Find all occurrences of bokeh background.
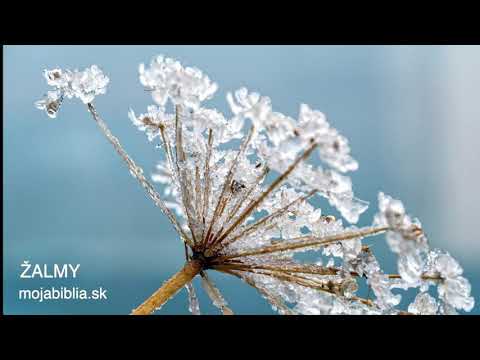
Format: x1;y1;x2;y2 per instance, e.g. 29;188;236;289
4;45;480;315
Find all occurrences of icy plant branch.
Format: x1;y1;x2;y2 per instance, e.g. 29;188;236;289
36;56;475;315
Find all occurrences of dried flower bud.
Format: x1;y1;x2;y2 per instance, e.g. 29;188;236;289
35;90;63;119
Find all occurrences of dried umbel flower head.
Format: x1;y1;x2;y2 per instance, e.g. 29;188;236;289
36;56;474;315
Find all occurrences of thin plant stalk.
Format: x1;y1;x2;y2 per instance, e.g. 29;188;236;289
131;259;203;315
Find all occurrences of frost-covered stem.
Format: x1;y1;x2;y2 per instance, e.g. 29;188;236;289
201;129;214;241
174;104;199;244
217;262;441;283
86;103;192;246
213;262;339;275
223;166;270;226
214;188;317;253
206;142;318;256
200;270;234;315
185;281;201;315
211;166;271;250
159;126;177;181
219;268;296;315
219;265;412;314
174;104;186;163
219;226;389;260
131;259;203;315
203;126;255;248
386;274;442;281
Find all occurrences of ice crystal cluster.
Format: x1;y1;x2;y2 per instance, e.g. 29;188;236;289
36;55;474;315
35;66;109;117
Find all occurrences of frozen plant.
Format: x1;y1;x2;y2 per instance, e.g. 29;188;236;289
36;56;475;315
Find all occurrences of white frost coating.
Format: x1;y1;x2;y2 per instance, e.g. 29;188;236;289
35;90;63;118
408;292;438;315
200;272;233;315
70;65;109;104
185;282;201;315
36;65;109;117
373;193;474;312
426;249;474;312
298;104;358;173
36;55;475;315
139;55;218;110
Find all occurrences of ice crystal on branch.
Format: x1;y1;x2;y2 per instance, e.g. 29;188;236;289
70;65;109;104
36;55;475;315
35;65;109;117
408;292;438;315
35;90;63;118
139;55;218;110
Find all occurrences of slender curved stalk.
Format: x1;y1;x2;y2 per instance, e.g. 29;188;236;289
86;103;191;246
218;226;389;261
131;259;203;315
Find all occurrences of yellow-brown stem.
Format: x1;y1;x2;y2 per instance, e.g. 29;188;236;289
131;259;203;315
219;226;389;261
205;142;318;256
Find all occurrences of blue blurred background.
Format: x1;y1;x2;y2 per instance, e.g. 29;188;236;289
4;45;480;314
